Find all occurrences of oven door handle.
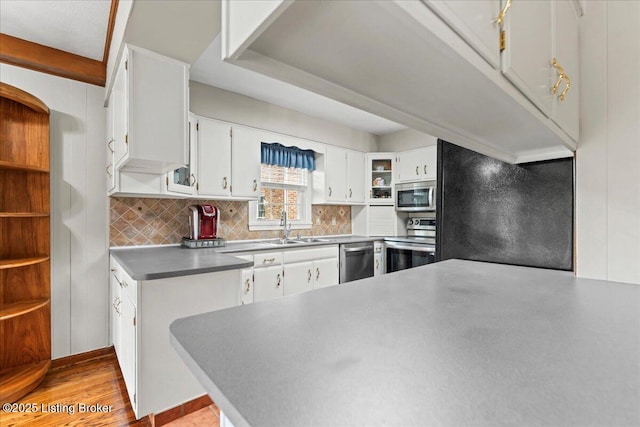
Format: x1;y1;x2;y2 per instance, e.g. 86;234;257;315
342;246;373;253
385;243;435;253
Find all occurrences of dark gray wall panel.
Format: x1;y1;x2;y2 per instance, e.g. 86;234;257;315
436;141;574;271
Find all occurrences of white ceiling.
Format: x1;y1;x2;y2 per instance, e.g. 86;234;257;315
0;0;111;61
190;35;406;136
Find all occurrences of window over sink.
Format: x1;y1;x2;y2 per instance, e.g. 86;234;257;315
248;164;312;230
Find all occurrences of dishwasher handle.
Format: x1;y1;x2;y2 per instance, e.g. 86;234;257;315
342;246;373;253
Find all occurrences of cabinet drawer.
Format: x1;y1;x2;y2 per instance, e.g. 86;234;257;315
119;268;138;305
253;251;282;267
283;246;338;263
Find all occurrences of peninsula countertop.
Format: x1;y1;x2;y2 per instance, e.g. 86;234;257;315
110;235;379;280
170;259;640;427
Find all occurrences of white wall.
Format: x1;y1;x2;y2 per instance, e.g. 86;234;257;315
576;1;640;284
1;64;109;358
190;81;378;152
378;128;437;152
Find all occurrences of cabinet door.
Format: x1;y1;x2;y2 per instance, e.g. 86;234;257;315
112;57;128;167
426;0;501;69
197;118;232;197
420;145;437;181
231;126;262;198
110;265;122;358
167;114;197;195
313;258;339;289
325;146;347;202
374;253;383;277
253;265;284;301
347;150;365;204
283;261;314;296
106;91;116;193
501;0;553;117
397;150;421;183
551;0;579;141
240;268;254;305
120;296;137;411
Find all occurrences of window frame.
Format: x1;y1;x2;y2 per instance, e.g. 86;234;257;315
248;166;313;231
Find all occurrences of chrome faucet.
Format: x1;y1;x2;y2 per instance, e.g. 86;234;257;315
280;210;292;241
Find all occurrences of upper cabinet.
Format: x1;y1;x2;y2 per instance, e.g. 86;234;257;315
231;126;262;198
314;146;365;205
110;45;189;174
397;146;437;183
196;117;233;198
221;0;580;163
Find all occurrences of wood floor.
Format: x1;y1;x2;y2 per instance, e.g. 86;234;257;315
0;347;222;427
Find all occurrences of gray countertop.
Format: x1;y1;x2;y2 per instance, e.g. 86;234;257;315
170;259;640;427
110;246;254;280
110;235;379;280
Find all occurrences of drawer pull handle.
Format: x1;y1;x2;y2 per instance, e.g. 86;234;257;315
376;259;380;269
253;179;258;191
308;269;312;283
223;177;228;189
276;273;281;287
106;164;113;177
263;258;275;264
328;186;332;196
424;165;427;175
316;267;320;280
107;139;114;153
415;166;419;175
190;174;197;187
492;0;512;26
113;297;121;315
245;278;251;292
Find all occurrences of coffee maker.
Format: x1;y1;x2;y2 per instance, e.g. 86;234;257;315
188;204;220;240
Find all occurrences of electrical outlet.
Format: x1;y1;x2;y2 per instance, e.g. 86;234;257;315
331;217;336;225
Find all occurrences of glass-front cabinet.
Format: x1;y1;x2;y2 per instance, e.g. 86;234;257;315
366;153;395;205
167;113;197;195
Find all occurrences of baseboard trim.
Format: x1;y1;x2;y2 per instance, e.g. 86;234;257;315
50;346;115;369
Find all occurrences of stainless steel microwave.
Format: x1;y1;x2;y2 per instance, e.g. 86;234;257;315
395;181;436;212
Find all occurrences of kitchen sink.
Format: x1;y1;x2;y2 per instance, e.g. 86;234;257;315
267;239;304;245
298;238;332;243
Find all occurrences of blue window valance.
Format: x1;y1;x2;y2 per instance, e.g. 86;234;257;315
261;142;316;171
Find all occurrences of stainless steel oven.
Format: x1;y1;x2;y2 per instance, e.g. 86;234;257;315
384;240;436;273
395;181;436;212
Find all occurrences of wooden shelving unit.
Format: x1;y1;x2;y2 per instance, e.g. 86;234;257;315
0;82;51;404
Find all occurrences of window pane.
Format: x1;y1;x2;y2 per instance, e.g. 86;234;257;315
261;164;307;186
257;187;302;221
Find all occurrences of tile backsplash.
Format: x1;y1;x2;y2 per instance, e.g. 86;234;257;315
109;197;352;247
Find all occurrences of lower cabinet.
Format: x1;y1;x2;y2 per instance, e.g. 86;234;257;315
374;241;384;276
253;264;284;302
110;256;241;419
283;261;314;296
313;257;339;288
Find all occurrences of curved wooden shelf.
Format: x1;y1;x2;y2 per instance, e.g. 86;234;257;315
0;212;49;218
0;160;50;173
0;82;49;114
0;360;51;404
0;299;49;321
0;257;50;270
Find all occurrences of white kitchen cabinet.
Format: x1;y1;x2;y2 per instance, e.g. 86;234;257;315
231;126;262;198
113;44;189;174
374;241;384;277
347;150;365;204
253;265;284;301
110;257;122;359
367;153;395;205
283;261;314;296
112;57;128;168
501;0;554;119
109;257;241;419
315;146;365;205
425;0;501;69
325;145;348;203
551;0;579;141
106;90;116;194
166;113;197;196
197;117;232;198
120;295;137;411
397;146;437;183
313;257;339;289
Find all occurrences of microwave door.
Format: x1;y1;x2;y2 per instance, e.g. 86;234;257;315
397;188;430;211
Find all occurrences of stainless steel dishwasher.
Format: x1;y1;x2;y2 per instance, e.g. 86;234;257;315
339;242;374;283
